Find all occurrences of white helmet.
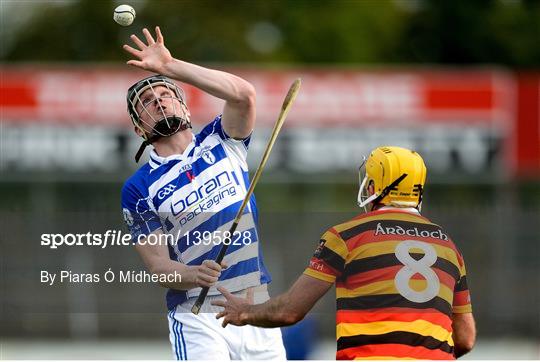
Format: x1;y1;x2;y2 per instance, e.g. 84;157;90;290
126;75;191;162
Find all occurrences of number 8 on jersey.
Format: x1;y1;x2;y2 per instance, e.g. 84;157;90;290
394;240;440;303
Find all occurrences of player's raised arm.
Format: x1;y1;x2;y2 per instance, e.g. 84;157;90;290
135;230;226;290
212;274;332;328
123;26;255;139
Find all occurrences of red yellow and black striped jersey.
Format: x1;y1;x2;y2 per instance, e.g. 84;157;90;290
304;208;472;360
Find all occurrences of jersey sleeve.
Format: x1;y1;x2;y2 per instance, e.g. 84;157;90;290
303;228;348;283
121;180;162;242
452;250;473;314
196;115;251;167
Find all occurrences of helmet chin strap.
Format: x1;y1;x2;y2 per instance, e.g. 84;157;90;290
134;115;191;162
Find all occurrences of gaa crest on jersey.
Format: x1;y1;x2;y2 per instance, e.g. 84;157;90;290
157;184;177;200
123;208;134;226
313;239;326;258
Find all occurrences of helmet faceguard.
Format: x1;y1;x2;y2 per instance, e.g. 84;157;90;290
357;156;376;212
126;75;192;162
357;146;426;211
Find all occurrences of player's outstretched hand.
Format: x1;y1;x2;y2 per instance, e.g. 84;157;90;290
123;26;173;74
193;260;228;288
212;286;254;328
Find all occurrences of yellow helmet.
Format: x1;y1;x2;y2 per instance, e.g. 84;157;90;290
357;146;427;210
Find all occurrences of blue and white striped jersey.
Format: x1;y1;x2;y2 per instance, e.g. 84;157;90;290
121;115;271;310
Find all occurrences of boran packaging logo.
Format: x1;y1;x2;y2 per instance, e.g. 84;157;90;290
170;170;238;218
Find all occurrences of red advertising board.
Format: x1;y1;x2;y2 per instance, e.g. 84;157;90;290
0;67;512;125
0;66;538;176
515;73;540;176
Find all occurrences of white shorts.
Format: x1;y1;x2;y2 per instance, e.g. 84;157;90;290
167;286;287;360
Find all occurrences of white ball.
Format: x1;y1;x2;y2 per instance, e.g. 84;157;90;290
113;4;136;26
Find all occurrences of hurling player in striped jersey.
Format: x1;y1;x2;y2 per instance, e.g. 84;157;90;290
121;27;285;360
214;146;476;360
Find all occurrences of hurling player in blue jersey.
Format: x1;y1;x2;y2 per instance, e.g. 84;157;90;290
120;27;286;360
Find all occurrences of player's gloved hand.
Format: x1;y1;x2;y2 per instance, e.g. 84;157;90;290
212;286;254;328
193;260;228;288
123;26;173;75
